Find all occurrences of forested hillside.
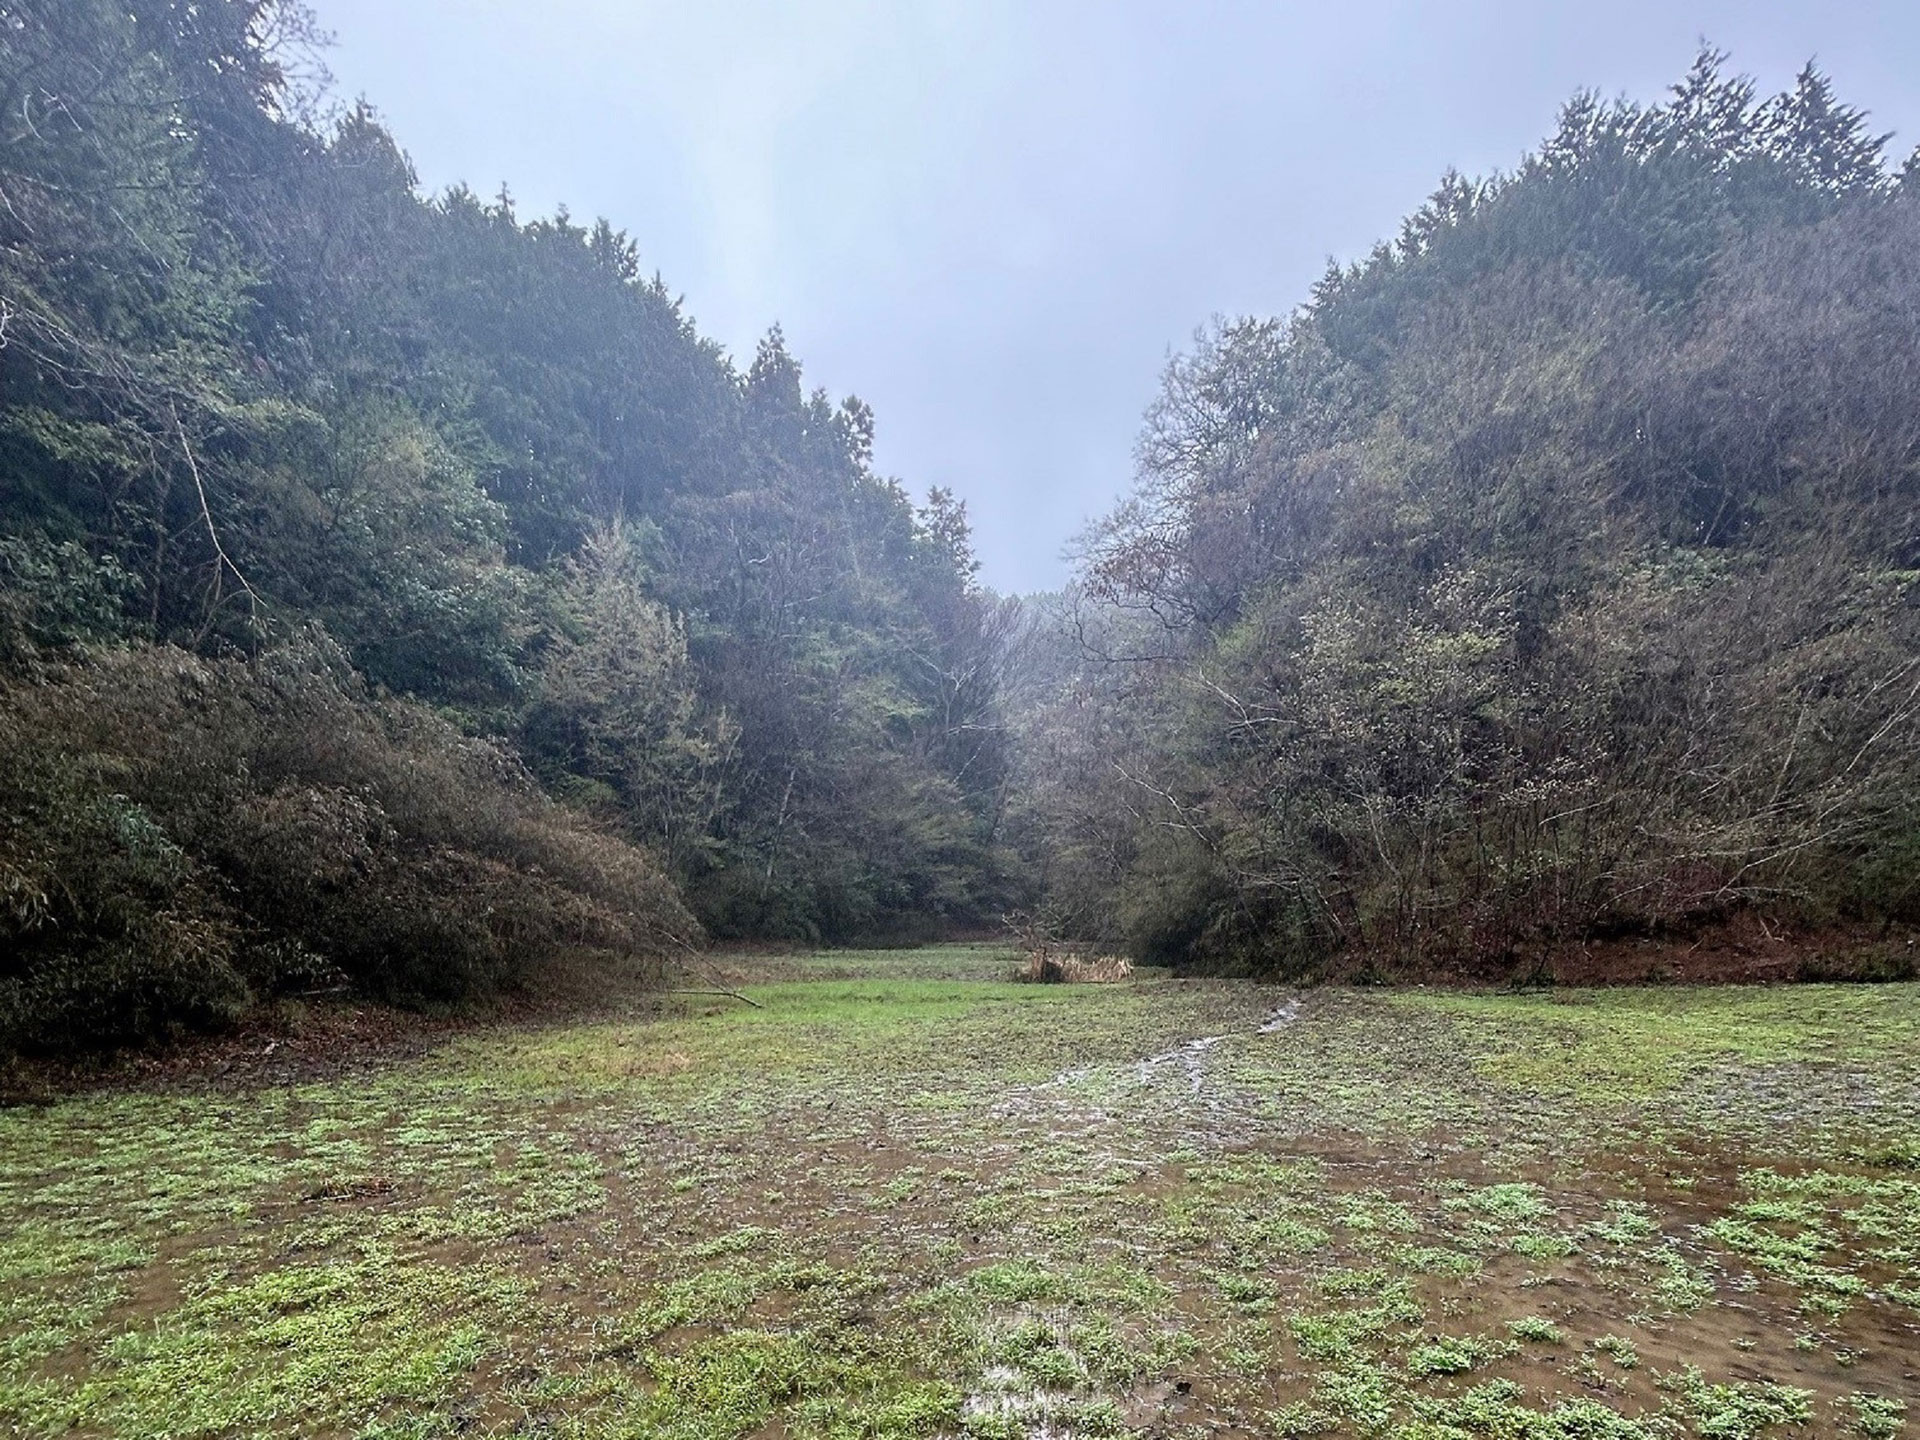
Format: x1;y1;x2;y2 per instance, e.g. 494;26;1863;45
0;0;1015;1049
1016;52;1920;977
5;5;1918;1054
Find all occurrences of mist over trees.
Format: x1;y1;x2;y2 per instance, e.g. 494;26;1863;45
3;5;1917;1052
1012;51;1920;976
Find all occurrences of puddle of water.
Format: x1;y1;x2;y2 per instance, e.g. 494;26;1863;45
1133;996;1300;1090
996;996;1310;1151
963;1366;1087;1440
1134;1034;1228;1093
1259;999;1302;1033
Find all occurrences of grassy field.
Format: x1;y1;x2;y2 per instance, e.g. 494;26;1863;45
3;946;1917;1439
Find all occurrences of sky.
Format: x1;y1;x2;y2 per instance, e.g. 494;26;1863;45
309;1;1920;594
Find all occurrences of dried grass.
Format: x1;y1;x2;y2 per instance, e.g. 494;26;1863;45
1017;950;1134;984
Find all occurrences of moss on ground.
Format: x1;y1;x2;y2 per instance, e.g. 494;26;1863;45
2;952;1916;1437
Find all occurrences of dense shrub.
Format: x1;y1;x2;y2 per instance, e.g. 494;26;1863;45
0;637;694;1050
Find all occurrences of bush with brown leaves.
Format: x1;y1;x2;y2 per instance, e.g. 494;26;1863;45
0;636;696;1051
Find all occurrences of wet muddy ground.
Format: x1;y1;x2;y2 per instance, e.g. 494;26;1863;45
2;946;1917;1438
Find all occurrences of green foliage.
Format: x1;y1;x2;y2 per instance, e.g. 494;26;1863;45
43;1257;524;1438
1507;1316;1563;1344
1406;1333;1509;1377
1845;1395;1908;1440
1658;1367;1814;1440
523;522;731;870
0;532;141;659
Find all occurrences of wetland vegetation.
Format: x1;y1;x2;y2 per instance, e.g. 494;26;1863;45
4;947;1918;1437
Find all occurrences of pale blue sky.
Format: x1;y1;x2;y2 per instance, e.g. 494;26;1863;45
312;1;1920;593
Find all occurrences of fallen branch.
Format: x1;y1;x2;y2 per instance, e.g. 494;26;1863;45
665;987;764;1008
641;921;767;1009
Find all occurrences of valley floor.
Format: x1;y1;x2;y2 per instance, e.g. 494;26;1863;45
3;948;1917;1438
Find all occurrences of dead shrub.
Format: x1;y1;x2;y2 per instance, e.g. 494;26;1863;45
1015;946;1133;984
1061;954;1134;983
1018;950;1066;984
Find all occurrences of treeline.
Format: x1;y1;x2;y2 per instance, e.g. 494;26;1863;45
0;0;1015;1049
1014;52;1920;977
7;10;1916;1049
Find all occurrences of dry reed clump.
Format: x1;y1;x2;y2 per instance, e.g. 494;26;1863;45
1018;950;1134;984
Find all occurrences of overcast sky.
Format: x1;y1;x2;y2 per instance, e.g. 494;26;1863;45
310;1;1920;593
